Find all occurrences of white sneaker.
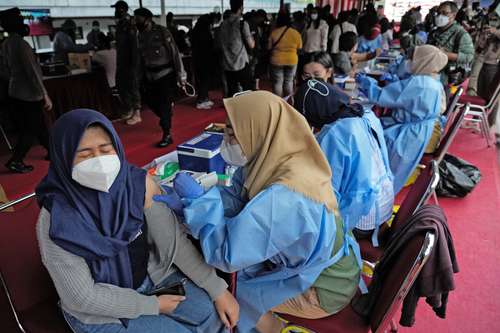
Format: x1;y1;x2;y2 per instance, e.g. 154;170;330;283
196;101;212;110
206;100;214;107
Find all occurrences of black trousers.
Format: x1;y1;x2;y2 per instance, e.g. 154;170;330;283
143;73;177;134
9;98;49;162
194;61;211;103
225;65;254;97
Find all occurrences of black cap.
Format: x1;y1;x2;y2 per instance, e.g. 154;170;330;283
134;7;153;19
0;7;22;28
111;1;128;10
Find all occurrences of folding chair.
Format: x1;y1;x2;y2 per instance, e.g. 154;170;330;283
458;81;500;147
0;194;71;333
442;86;464;129
358;160;440;263
432;103;469;165
276;231;436;333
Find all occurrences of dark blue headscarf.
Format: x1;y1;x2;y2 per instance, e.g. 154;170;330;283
294;79;364;129
36;109;146;291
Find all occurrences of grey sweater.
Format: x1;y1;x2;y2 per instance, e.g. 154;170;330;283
37;201;228;325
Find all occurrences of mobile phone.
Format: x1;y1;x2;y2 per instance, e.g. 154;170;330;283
146;279;186;297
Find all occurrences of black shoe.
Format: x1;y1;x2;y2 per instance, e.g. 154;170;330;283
157;134;173;148
5;160;34;173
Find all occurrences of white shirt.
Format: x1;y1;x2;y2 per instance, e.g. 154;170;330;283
303;20;329;53
329;22;358;54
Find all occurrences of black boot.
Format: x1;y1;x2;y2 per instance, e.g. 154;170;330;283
157;132;173;148
5;160;34;173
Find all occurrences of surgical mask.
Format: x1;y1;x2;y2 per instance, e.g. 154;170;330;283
435;14;450;28
311;13;318;20
92;26;99;31
72;154;121;192
220;140;248;167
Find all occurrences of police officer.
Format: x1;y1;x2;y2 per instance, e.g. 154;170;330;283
112;0;142;125
134;7;186;147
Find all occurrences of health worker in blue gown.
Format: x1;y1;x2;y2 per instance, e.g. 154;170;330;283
356;45;448;194
294;79;394;246
154;91;361;333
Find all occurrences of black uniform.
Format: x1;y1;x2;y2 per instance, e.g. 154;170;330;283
115;15;141;114
138;23;186;141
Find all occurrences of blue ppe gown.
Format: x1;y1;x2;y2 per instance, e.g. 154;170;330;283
362;75;444;193
180;169;361;333
357;35;383;53
316;109;394;243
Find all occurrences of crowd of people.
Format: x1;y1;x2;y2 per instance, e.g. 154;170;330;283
0;0;495;332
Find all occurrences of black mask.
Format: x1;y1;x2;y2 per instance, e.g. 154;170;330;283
136;21;146;32
20;24;30;37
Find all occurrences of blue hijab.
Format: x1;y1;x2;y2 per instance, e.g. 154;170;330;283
36;109;146;290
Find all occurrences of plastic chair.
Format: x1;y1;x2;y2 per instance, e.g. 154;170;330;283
359;160;440;263
458;81;500;147
0;194;71;333
276;231;436;333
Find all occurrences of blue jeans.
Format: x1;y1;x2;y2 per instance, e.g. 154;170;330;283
62;271;227;333
270;64;297;97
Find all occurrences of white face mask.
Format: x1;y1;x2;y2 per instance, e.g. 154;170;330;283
72;154;121;192
311;13;318;20
220;140;248;167
435;14;450;28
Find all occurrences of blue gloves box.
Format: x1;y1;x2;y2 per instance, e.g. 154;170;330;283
177;132;226;174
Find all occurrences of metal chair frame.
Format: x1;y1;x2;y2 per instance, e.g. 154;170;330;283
374;232;436;333
459;83;500;147
0;193;37;333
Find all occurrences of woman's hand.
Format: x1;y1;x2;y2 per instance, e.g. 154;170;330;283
214;290;240;329
43;94;53;111
157;294;186;314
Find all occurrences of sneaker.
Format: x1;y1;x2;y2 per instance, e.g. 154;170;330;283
206;100;215;107
196;101;212;110
126;110;142;125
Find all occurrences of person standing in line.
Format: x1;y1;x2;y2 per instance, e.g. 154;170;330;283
302;7;329;54
135;8;186;148
217;0;255;97
269;12;302;97
86;20;106;50
329;11;357;54
191;14;216;109
112;0;142;125
0;7;52;173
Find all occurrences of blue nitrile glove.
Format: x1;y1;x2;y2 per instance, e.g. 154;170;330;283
380;72;399;83
173;172;204;199
153;186;185;216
